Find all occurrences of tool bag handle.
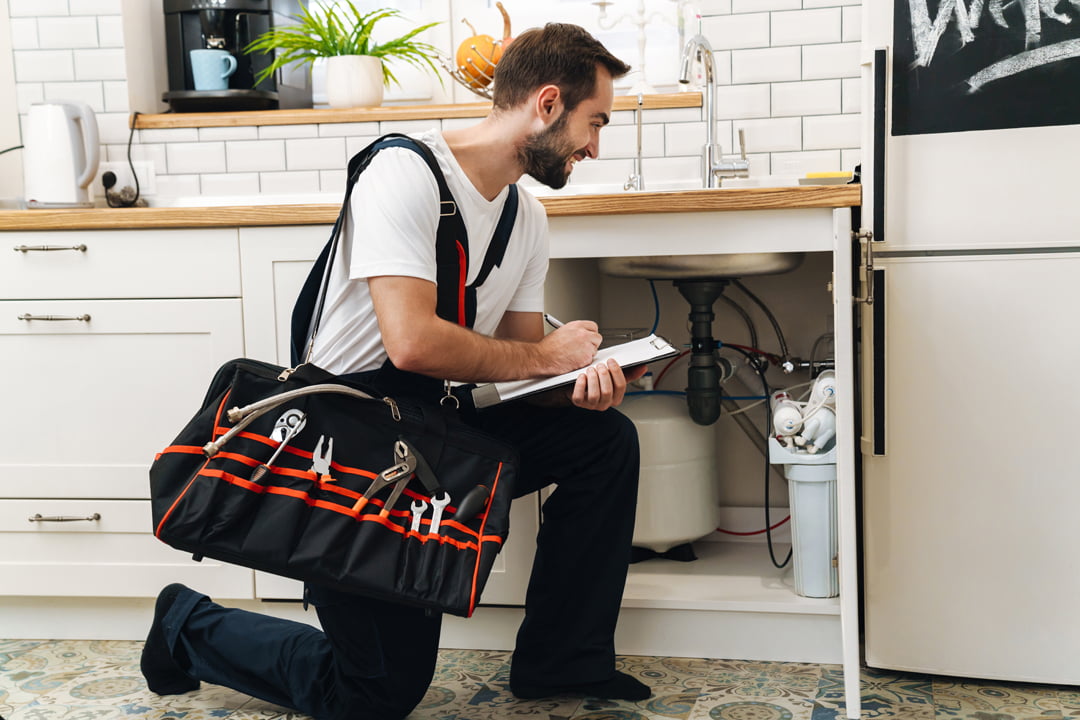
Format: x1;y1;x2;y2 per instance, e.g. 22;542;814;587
290;134;519;366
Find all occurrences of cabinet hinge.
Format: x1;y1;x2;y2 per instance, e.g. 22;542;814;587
852;228;876;305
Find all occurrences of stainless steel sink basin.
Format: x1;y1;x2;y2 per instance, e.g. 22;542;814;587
599;252;804;279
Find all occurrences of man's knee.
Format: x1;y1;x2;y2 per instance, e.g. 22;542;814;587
597;407;640;456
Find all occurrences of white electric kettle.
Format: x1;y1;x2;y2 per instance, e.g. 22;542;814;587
23;101;100;208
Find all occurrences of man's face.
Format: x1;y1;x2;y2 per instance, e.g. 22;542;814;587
519;66;615;189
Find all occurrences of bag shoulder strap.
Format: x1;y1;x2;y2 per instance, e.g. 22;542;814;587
290;134;518;366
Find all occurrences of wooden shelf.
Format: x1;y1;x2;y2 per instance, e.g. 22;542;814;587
623;541;840;615
131;92;702;129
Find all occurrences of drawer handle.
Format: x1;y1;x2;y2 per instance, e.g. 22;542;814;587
13;244;87;253
18;314;92;322
28;513;102;523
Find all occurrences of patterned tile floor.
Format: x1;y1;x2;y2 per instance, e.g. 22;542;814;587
2;639;1078;720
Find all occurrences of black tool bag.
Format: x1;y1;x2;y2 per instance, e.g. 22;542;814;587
149;135;520;617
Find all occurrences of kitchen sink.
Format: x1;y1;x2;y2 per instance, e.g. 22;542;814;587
599;252;804;279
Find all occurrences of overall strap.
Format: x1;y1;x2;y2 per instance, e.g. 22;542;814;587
462;184;517;329
290;133;518;366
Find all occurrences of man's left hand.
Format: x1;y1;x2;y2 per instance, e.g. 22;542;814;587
571;358;648;411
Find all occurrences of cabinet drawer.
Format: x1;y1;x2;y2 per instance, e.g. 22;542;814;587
0;298;243;498
3;229;240;299
0;499;253;598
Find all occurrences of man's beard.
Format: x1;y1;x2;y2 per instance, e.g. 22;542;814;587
518;112;576;190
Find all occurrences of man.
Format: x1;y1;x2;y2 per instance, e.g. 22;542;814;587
141;23;650;720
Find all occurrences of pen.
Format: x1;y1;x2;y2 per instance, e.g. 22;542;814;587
543;313;564;329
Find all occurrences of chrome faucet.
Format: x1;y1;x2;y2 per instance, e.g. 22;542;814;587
678;34;750;188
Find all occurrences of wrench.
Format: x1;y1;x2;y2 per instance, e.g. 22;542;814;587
428;492;451;536
251;410;307;483
409;499;428;533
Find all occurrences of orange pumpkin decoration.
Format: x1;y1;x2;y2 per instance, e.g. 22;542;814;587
497;2;513;48
456;18;501;88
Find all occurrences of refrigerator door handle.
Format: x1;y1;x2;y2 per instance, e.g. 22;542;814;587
872;47;887;245
870;265;886;455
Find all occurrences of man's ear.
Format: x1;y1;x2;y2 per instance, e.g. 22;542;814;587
535;84;563;124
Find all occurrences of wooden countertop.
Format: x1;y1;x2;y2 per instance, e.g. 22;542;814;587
0;185;861;231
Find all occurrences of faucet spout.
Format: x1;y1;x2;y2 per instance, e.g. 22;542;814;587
679;34;749;188
679;34;719;188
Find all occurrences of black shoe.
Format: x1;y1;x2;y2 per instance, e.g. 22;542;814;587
141;583;200;695
510;671;652;701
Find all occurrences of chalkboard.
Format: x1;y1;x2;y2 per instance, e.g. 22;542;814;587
892;0;1080;135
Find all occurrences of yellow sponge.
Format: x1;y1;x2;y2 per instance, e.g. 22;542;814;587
805;171;852;178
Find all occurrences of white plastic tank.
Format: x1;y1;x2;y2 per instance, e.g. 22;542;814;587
620;393;720;553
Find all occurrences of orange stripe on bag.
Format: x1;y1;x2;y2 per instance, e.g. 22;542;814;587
155;390;232;538
193;467;500;550
467;461;504;614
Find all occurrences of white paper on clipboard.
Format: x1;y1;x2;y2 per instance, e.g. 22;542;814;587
470;333;679;409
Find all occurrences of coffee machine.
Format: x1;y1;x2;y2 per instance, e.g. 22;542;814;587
163;0;312;112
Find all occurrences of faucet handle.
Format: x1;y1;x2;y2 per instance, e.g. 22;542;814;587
737;128;747;160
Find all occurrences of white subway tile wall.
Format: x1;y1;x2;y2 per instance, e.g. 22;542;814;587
6;1;136;199
5;1;861;201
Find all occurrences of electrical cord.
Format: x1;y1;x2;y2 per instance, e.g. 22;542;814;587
0;145;23;156
105;111;142;208
722;343;791;569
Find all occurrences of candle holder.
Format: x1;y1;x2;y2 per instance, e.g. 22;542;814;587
593;0;666;95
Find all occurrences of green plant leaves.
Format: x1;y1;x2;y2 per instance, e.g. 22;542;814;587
243;1;442;88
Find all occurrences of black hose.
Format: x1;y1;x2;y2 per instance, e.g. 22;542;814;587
733;279;788;361
722;343;791;569
717;293;758;350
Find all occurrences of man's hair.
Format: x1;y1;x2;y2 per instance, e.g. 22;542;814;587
491;23;631;114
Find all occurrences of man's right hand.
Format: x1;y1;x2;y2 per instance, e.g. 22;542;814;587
537;320;603;374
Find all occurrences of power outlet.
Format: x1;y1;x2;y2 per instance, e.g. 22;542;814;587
97;161;156;199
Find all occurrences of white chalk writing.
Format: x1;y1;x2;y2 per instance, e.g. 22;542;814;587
908;0;1080;90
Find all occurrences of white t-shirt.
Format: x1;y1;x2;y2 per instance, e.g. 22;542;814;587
307;130;549;376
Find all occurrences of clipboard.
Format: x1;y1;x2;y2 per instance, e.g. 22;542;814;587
470;333;679;409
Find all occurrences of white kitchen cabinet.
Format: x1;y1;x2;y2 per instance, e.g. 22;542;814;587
0;499;252;598
238;226;540;605
0;298;244;499
0;229;251;598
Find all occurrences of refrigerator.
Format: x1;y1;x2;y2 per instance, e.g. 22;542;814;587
859;0;1080;683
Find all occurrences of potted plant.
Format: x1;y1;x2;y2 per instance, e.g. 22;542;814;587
245;1;440;108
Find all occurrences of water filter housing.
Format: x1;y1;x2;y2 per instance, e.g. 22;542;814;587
620;393;720;553
768;437;839;598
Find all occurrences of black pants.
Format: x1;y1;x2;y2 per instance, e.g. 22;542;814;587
162;400;640;720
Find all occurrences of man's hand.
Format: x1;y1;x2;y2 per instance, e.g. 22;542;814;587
537;320;603;374
571;358;648;411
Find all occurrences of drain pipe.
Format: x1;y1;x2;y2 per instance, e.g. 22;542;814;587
675;279;729;425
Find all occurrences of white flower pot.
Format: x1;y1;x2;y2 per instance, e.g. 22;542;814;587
325;55;384;108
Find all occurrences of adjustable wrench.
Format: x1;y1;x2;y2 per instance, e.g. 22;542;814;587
351;440;416;516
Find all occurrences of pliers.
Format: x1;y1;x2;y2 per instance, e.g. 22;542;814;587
351;440;417;517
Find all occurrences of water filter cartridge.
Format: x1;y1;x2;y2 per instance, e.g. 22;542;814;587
771;391;803;437
809;370;837;408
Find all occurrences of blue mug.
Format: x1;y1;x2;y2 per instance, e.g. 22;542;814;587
190;49;238;91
